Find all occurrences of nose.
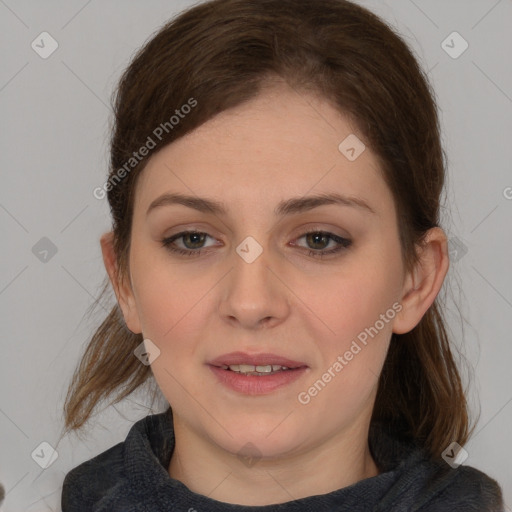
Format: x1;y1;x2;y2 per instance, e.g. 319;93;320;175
218;244;291;330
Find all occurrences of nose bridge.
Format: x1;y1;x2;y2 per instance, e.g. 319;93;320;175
219;239;289;328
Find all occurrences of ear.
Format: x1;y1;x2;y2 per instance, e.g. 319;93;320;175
100;232;142;334
392;227;449;335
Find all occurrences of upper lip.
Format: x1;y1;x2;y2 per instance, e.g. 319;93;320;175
208;351;308;368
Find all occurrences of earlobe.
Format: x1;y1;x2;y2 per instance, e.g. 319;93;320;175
100;232;142;334
392;227;449;335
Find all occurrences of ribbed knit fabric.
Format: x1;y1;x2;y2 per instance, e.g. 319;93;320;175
62;407;504;511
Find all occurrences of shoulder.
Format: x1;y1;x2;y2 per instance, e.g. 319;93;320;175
61;441;130;510
61;411;172;511
370;422;504;511
416;461;504;511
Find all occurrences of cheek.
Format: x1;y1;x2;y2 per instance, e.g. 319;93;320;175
308;277;396;386
131;265;211;408
303;256;402;348
129;239;211;338
296;247;402;403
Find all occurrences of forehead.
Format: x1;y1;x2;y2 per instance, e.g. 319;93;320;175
134;84;394;219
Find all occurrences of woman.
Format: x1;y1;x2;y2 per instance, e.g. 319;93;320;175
61;0;504;509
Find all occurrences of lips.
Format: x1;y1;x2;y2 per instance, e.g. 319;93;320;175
208;351;308;369
207;352;309;394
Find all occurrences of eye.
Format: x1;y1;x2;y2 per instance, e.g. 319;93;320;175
161;230;352;259
161;231;217;256
293;231;352;258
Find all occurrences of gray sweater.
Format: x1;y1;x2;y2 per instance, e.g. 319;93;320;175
61;408;504;511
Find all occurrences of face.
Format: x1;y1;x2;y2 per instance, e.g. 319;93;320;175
115;82;412;460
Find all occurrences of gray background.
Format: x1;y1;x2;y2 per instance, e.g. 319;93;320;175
1;0;511;509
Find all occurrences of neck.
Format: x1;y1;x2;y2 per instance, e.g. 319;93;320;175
168;416;380;506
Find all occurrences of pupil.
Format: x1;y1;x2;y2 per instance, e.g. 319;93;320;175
185;233;205;249
307;233;328;249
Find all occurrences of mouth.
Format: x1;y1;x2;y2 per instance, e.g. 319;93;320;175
217;363;298;376
207;352;309;395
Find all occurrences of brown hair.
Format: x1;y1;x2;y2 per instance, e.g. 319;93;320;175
63;0;474;456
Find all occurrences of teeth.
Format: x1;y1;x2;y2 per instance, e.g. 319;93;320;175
225;364;290;374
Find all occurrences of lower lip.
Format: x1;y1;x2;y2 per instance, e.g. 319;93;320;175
208;365;308;395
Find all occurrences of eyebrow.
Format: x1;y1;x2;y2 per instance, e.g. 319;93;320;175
146;192;377;217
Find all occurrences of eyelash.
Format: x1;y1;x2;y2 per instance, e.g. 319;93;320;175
161;230;352;259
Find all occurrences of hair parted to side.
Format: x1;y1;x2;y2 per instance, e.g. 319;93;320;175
63;0;474;457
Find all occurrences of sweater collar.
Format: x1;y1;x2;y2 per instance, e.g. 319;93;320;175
124;407;427;511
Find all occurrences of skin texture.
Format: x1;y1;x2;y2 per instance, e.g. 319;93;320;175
101;82;449;506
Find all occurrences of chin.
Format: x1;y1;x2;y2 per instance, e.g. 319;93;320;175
210;417;311;460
